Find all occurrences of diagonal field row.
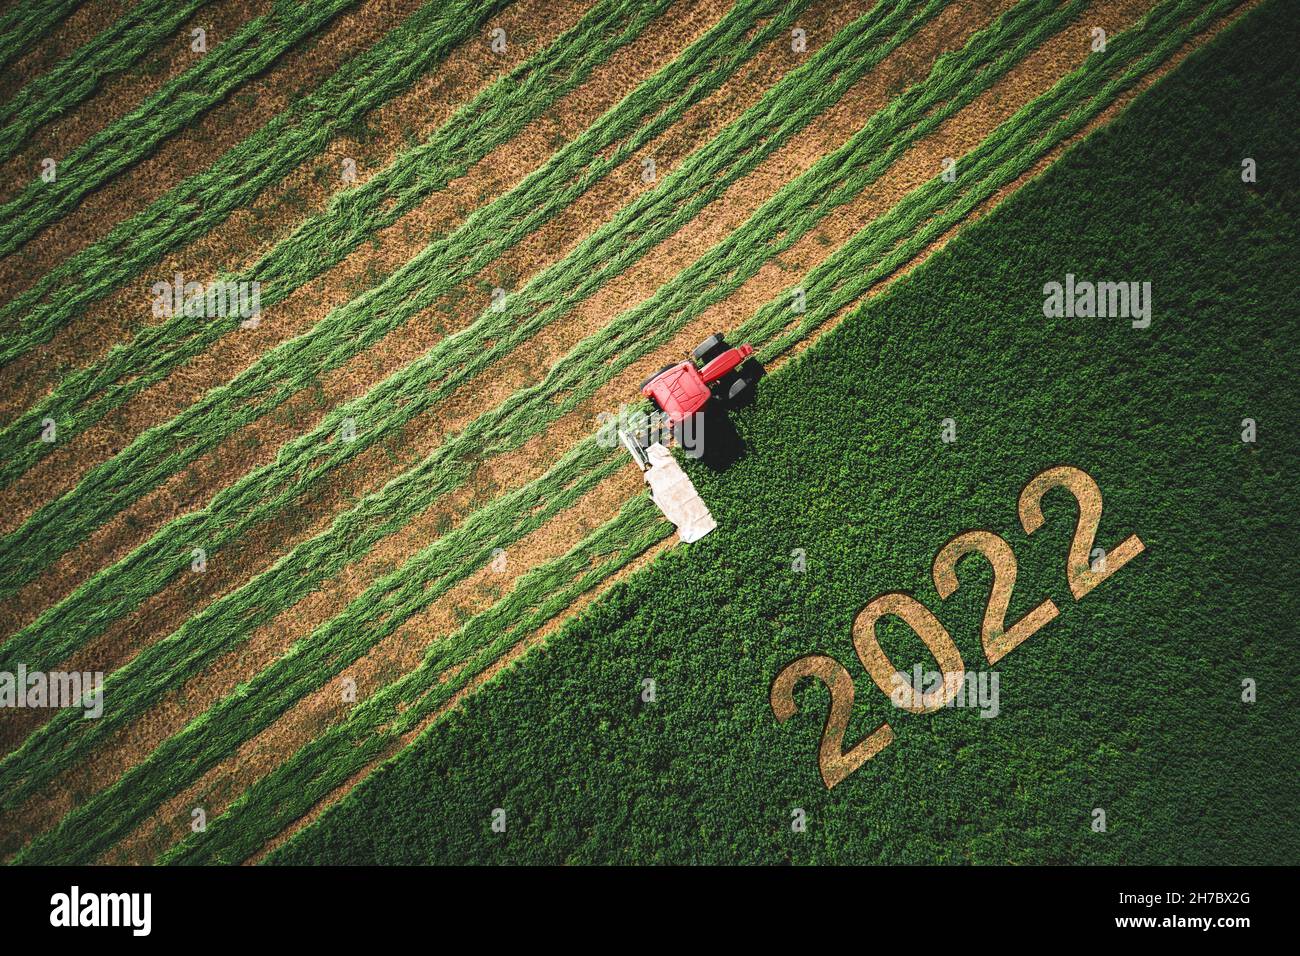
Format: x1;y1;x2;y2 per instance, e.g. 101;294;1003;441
0;0;1254;865
0;0;503;295
0;0;284;221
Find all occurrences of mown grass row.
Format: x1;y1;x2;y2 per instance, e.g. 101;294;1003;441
10;442;645;862
164;497;671;865
0;0;362;259
0;0;1051;813
0;0;670;486
0;0;216;163
0;0;503;369
0;0;83;73
0;0;905;809
161;0;1242;866
0;0;824;637
10;0;1155;863
0;0;668;483
267;0;1299;865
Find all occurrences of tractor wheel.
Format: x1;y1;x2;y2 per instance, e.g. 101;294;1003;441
726;360;763;408
726;375;751;403
692;333;728;365
640;363;675;391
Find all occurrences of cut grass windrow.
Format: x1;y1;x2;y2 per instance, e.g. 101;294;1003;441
0;0;361;260
3;0;1134;855
0;0;216;163
163;498;669;865
10;441;639;862
0;0;1054;811
152;0;1241;867
0;0;818;628
0;0;84;74
0;0;498;363
0;0;668;484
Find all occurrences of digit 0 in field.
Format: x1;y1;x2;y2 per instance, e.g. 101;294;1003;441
853;592;966;712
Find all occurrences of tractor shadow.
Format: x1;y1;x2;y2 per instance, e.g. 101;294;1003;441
684;359;765;472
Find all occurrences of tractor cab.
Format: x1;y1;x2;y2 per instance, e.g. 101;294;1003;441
640;360;712;428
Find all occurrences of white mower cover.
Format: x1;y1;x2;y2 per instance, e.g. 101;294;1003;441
643;443;716;543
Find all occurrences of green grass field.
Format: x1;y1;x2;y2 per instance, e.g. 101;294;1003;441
0;0;1292;867
269;0;1299;864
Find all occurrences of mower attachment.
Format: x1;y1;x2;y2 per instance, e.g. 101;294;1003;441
618;430;715;542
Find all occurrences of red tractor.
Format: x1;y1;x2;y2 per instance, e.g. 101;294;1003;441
641;333;759;427
635;332;762;461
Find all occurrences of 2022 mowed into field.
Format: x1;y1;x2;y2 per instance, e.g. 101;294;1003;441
773;465;1145;789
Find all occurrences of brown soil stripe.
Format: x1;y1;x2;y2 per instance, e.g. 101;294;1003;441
0;1;269;209
12;0;1012;856
0;0;594;421
0;0;418;298
0;1;128;105
241;0;1262;866
0;0;756;635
